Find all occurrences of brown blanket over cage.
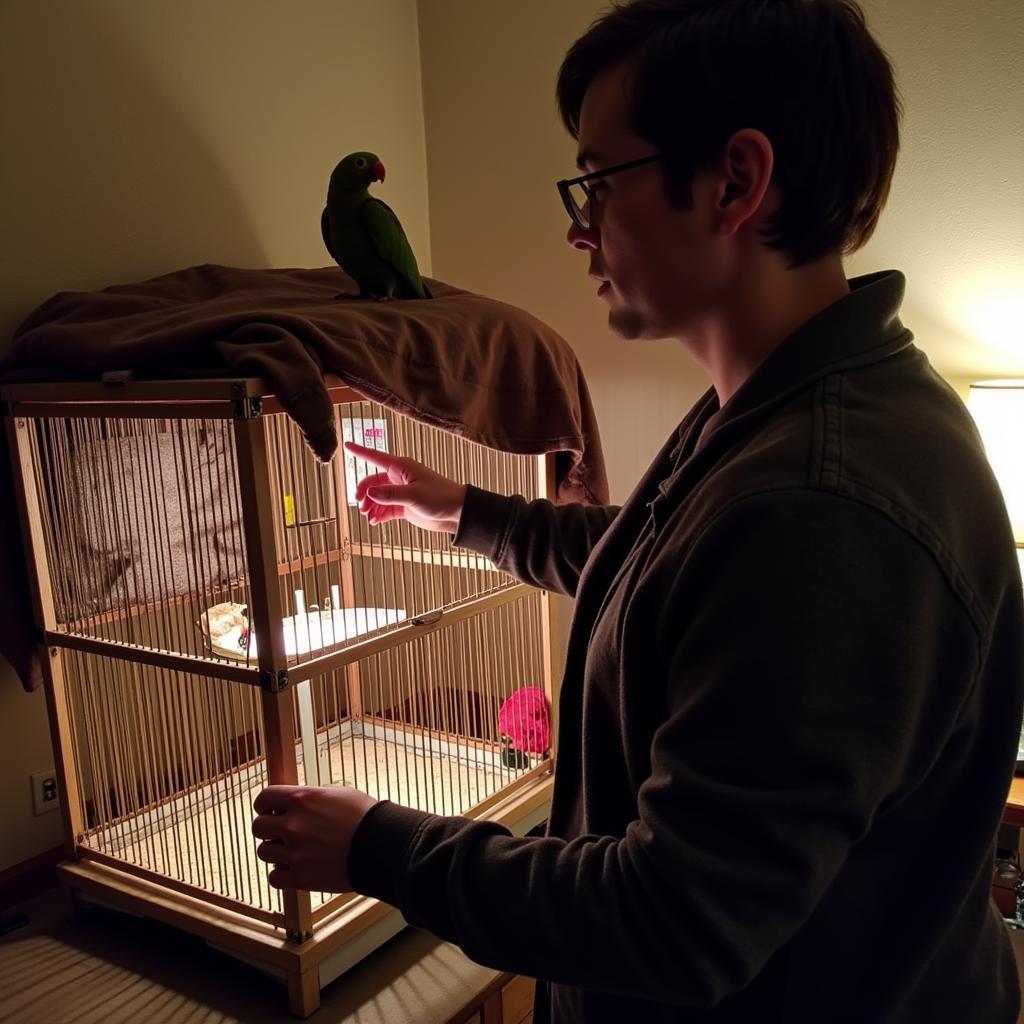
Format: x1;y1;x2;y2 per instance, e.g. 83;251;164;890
0;263;608;692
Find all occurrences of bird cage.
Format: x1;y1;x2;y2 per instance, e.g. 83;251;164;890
4;377;557;1017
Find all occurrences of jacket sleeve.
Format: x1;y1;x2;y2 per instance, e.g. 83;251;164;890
451;484;620;598
349;491;979;1005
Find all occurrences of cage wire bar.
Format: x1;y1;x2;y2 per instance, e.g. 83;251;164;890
23;399;536;671
4;379;556;1014
63;646;285;922
56;588;548;923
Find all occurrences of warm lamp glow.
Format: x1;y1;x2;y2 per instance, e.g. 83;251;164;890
968;380;1024;556
954;273;1024;365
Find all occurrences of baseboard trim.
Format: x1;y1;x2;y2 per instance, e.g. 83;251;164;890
0;846;64;910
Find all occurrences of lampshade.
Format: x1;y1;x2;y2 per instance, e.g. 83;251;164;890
970;380;1024;771
968;380;1024;569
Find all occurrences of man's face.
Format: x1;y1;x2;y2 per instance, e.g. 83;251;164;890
569;60;727;342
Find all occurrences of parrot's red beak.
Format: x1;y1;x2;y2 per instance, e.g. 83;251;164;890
371;160;386;183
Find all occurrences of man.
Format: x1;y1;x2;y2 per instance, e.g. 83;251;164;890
253;1;1024;1020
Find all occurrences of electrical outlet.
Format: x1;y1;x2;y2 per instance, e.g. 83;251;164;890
30;770;60;816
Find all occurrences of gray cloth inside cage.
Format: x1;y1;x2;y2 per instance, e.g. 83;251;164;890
63;427;245;618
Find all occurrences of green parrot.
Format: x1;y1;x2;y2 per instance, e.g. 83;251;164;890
321;151;432;300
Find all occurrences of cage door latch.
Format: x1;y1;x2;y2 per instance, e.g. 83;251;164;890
411;610;443;629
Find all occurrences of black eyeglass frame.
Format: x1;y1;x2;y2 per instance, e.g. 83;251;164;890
556;153;664;230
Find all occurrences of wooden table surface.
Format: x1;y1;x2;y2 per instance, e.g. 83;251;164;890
1005;776;1024;828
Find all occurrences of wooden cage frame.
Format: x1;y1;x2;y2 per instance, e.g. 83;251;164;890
3;376;557;1017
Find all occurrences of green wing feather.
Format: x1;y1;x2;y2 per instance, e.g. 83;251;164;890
361;198;431;299
320;207;337;263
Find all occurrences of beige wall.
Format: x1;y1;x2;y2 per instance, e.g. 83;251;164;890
0;0;430;872
418;1;706;507
1;0;1021;871
848;0;1023;391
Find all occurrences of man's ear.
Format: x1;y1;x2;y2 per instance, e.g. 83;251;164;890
716;129;774;234
721;181;744;208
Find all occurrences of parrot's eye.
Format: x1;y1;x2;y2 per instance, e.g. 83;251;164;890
355;158;367;169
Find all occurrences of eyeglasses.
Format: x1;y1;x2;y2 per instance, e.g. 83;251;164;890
556;153;664;231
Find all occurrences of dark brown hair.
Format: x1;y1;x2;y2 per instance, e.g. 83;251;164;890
556;0;902;267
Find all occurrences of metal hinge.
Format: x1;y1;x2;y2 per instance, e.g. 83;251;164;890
231;382;262;419
101;370;133;386
260;669;289;693
232;396;262;420
287;929;313;944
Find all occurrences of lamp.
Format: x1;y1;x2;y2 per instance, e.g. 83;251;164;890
968;380;1024;581
968;379;1024;772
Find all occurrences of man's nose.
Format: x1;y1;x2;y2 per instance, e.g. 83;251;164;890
567;220;599;250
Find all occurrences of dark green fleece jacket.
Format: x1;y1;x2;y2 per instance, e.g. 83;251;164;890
349;270;1024;1023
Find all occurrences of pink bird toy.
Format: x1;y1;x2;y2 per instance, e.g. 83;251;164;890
498;686;551;767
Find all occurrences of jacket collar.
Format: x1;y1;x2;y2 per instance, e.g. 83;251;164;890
669;269;913;464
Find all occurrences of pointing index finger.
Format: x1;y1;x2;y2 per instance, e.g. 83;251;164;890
344;440;398;470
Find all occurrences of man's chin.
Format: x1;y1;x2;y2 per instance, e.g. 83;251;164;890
608;305;649;341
